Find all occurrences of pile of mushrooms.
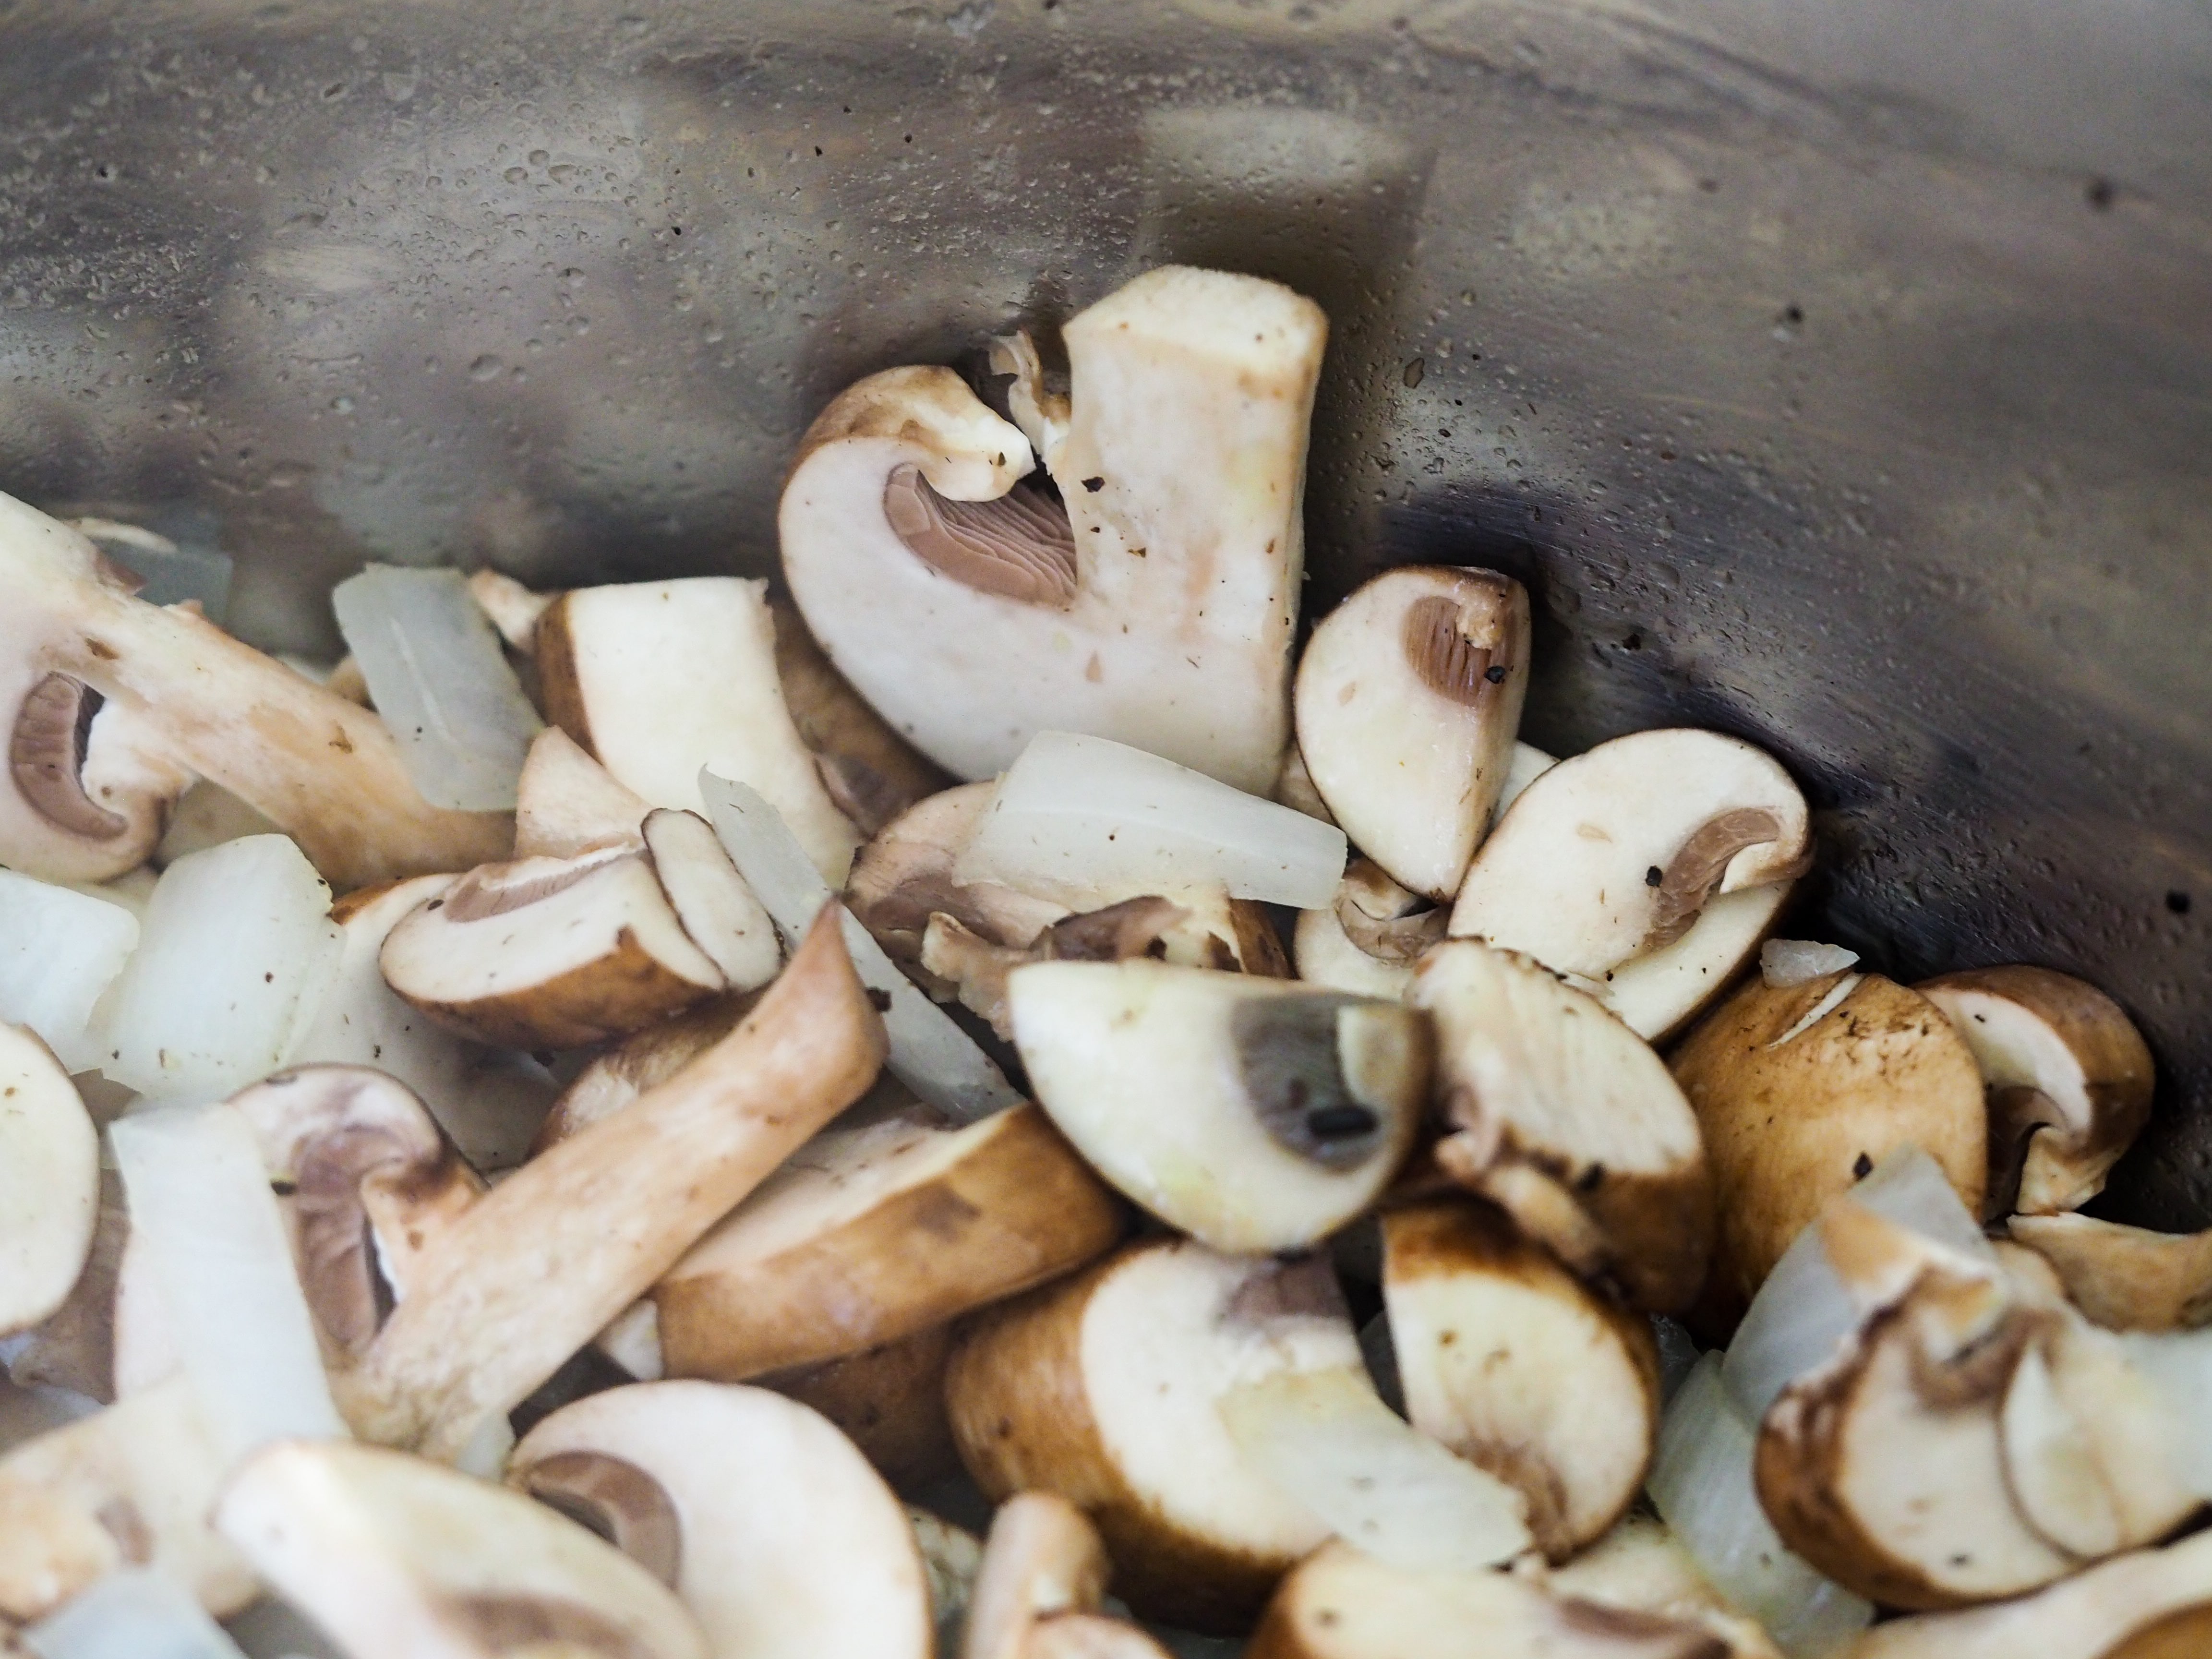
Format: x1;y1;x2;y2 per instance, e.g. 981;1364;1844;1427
0;261;2204;1659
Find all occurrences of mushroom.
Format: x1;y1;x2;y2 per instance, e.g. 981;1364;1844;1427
5;1173;125;1402
377;846;726;1049
962;1492;1169;1659
642;807;783;993
215;1438;709;1659
1292;858;1446;1001
466;568;555;653
1448;729;1809;986
2006;1212;2212;1332
508;1381;932;1659
1005;961;1430;1254
921;896;1201;1039
511;726;650;860
768;595;952;837
1381;1199;1661;1559
534;575;860;882
945;1241;1358;1632
0;1026;99;1342
766;1324;961;1490
0;490;510;889
1541;1514;1782;1659
341;905;884;1460
1272;743;1335;825
1918;966;2155;1217
1292;566;1532;901
781;266;1327;795
1599;884;1791;1045
844;782;1069;971
531;994;757;1154
648;1102;1124;1381
1668;969;1986;1336
1410;939;1714;1314
910;1507;987;1654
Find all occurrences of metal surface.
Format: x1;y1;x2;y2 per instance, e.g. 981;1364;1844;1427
1;0;2207;1220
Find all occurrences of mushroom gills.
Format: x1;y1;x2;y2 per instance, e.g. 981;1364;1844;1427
883;463;1079;608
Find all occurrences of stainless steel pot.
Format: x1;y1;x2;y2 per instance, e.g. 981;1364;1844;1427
3;0;2206;1222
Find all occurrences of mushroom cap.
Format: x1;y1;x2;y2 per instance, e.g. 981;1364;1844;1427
1291;859;1441;1000
642;806;782;993
2007;1212;2212;1332
0;1025;98;1339
3;660;191;884
1597;883;1788;1044
961;1491;1112;1659
766;1323;961;1490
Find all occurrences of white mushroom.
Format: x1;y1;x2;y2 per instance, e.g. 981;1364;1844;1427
961;1493;1169;1659
781;267;1327;794
1291;859;1443;1001
0;1026;99;1342
2006;1212;2212;1331
511;726;650;860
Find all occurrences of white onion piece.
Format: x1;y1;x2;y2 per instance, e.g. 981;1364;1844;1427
331;565;543;812
0;869;139;1071
1218;1365;1531;1573
1765;973;1865;1049
2118;1329;2212;1499
1723;1144;1991;1423
1761;939;1861;989
95;837;343;1101
1649;1356;1873;1658
701;770;1021;1122
957;731;1348;910
109;1102;347;1466
23;1568;248;1659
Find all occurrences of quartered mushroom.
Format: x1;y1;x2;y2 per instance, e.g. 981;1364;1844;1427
767;1324;961;1489
844;782;1069;972
0;490;510;889
781;266;1327;795
216;1437;709;1659
531;994;757;1154
1411;939;1714;1314
923;896;1232;1040
511;726;651;860
767;595;951;837
1293;566;1532;901
647;1103;1124;1381
642;807;783;993
1382;1199;1661;1558
509;1381;932;1659
1919;966;2155;1217
962;1491;1170;1659
1006;962;1430;1254
1541;1513;1782;1659
1669;968;1986;1336
1292;859;1446;1001
2006;1212;2212;1332
0;1025;99;1342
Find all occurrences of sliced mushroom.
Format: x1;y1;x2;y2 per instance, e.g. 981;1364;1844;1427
765;1324;961;1490
1006;962;1429;1254
1541;1513;1782;1659
5;1173;125;1402
532;993;757;1154
2007;1213;2212;1332
216;1437;708;1659
378;847;725;1049
1919;966;2155;1217
922;897;1195;1038
467;567;556;653
509;1381;932;1659
1669;970;1986;1336
1292;859;1445;1000
342;906;884;1460
1271;743;1335;825
781;267;1327;795
1411;939;1713;1314
0;1026;98;1340
1382;1200;1661;1558
845;782;1069;970
642;807;782;993
768;595;952;837
961;1491;1130;1659
1293;567;1532;901
535;576;860;882
1448;729;1809;984
1598;883;1790;1044
0;492;511;888
650;1103;1123;1380
512;726;650;860
945;1240;1357;1632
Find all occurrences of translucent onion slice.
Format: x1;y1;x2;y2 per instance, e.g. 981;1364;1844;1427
331;565;543;812
2118;1328;2212;1499
0;868;139;1071
94;836;343;1101
22;1568;248;1659
702;770;1021;1123
109;1102;348;1466
1761;939;1861;989
956;731;1348;910
1217;1365;1531;1573
1722;1144;1991;1423
1649;1356;1873;1658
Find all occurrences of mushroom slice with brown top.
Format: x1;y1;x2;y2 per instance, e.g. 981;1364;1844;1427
1292;858;1445;1001
1411;939;1713;1314
1448;729;1808;985
0;1025;99;1340
1382;1200;1661;1559
1006;962;1429;1254
467;568;556;653
643;808;781;993
781;267;1327;795
844;782;1069;971
216;1437;708;1659
962;1492;1170;1659
649;1103;1123;1381
1293;567;1532;901
1669;969;1986;1338
2006;1213;2212;1331
1918;966;2155;1217
510;1381;931;1659
766;1324;961;1490
378;847;725;1049
1542;1514;1782;1659
768;596;951;837
511;726;650;860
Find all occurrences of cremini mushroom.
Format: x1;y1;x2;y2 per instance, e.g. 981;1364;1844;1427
1918;965;2155;1217
1669;968;1986;1337
922;896;1200;1039
509;1381;932;1659
1541;1513;1782;1659
844;782;1068;973
962;1492;1170;1659
767;1324;961;1490
1006;962;1430;1254
216;1437;709;1659
0;1025;99;1342
768;595;951;838
1293;566;1532;901
531;994;756;1154
642;807;782;993
2006;1212;2212;1332
1599;884;1791;1045
1292;858;1445;1000
1411;939;1714;1314
1382;1200;1661;1558
511;726;650;860
781;266;1327;795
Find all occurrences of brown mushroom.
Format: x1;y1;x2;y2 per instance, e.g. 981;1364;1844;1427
765;1324;961;1490
511;725;650;860
768;595;951;837
1292;858;1445;1001
2007;1212;2212;1332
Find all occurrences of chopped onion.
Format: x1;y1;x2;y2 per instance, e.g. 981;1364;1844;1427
2119;1329;2212;1499
1649;1356;1873;1658
95;836;343;1101
1764;973;1864;1049
1218;1365;1531;1573
109;1102;348;1466
1761;939;1861;989
956;731;1348;911
22;1568;248;1659
701;770;1021;1123
0;869;139;1071
331;565;542;812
